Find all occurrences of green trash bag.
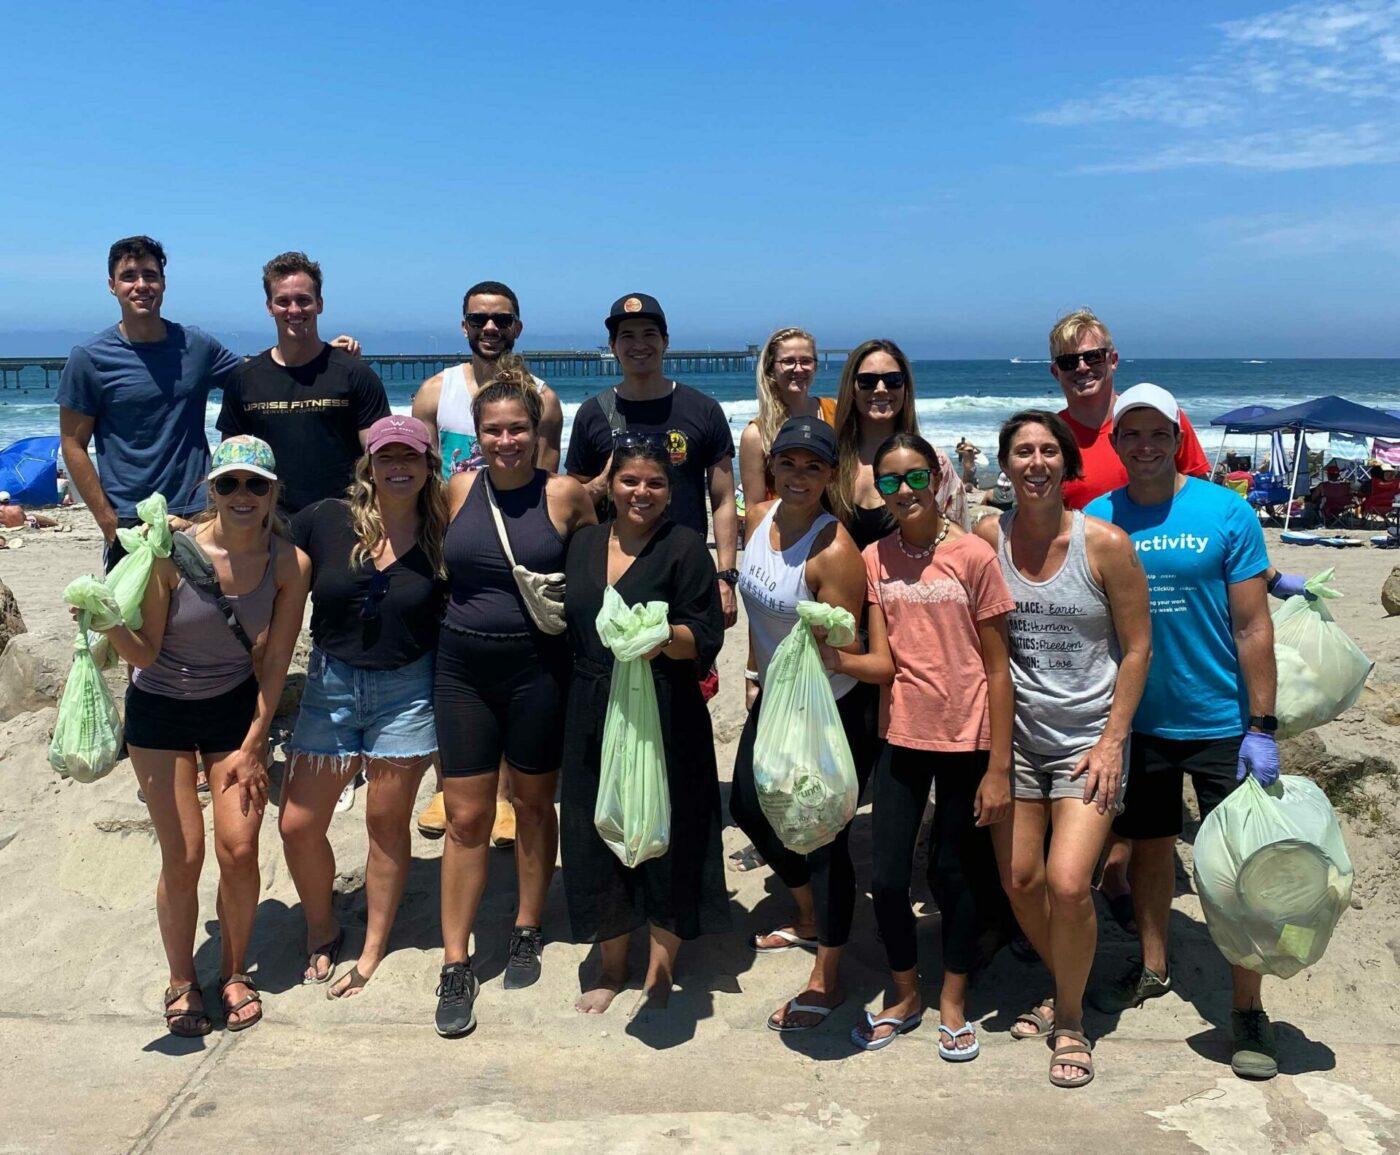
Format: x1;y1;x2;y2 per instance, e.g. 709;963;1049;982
49;576;124;784
753;601;858;856
89;492;172;670
593;585;673;868
1194;775;1353;978
1272;569;1373;739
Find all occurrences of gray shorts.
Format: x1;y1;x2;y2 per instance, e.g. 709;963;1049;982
1012;742;1129;813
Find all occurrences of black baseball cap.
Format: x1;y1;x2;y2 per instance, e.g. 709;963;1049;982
770;416;838;466
606;292;668;339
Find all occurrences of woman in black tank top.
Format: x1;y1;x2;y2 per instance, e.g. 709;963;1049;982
431;367;595;1037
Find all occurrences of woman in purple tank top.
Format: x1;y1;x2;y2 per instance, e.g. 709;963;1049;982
89;436;311;1038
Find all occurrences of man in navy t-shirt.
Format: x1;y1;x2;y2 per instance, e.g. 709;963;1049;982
1086;383;1283;1081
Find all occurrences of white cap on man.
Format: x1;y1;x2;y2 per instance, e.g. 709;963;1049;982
1112;382;1179;429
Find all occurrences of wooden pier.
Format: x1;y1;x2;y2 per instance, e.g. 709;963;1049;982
0;346;852;389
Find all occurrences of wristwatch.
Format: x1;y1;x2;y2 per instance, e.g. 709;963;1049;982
1248;714;1279;733
717;568;739;586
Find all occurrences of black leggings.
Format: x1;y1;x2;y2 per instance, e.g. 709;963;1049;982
729;681;879;948
871;745;1006;975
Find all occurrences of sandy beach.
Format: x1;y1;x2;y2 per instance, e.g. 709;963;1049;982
1;504;1398;1153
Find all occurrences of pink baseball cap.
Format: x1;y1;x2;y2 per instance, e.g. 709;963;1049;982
366;415;432;455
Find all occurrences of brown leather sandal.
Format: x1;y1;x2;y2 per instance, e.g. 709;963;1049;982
163;982;212;1038
1048;1027;1095;1088
328;965;371;1000
219;973;263;1032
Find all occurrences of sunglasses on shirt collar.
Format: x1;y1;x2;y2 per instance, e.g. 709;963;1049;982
360;568;390;621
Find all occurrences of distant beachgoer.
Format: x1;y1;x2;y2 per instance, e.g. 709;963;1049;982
561;439;729;1014
955;437;980;486
565;294;739;628
278;416;447;997
738;327;837;505
1085;384;1283;1082
833;432;1014;1058
730;417;877;1034
85;436;310;1036
0;491;57;530
432;372;595;1038
974;411;1151;1087
217;252;388;517
828;339;965;552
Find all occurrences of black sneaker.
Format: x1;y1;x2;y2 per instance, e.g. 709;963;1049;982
503;926;543;990
1088;957;1172;1014
1231;1009;1278;1080
434;962;479;1038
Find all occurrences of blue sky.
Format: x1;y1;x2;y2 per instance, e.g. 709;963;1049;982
3;0;1398;357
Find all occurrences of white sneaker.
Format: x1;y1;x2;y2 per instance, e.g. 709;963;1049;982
335;775;359;813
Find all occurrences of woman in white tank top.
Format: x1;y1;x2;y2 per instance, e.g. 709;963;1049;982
731;417;874;1035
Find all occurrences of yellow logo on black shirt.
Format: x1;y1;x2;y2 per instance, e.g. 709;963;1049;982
665;430;688;466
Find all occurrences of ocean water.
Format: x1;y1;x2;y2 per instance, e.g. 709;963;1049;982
5;357;1398;468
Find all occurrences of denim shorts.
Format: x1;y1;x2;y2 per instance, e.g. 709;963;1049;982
289;648;437;766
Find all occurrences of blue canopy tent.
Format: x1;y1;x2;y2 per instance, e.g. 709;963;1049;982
1208;404;1277;476
0;436;60;506
1220;397;1400;530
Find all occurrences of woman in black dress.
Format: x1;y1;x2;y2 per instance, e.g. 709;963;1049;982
561;438;729;1014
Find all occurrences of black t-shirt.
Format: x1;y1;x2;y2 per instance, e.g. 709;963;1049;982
291;499;445;670
217;345;390;514
564;382;734;538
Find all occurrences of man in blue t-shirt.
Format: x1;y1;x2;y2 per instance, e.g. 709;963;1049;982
57;236;242;572
1085;383;1283;1081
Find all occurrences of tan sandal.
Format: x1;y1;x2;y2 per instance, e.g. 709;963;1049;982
1048;1027;1094;1088
1011;996;1054;1039
219;973;263;1032
163;981;212;1038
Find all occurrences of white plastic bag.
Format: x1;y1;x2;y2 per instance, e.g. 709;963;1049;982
1194;775;1353;978
752;601;859;856
1272;569;1373;739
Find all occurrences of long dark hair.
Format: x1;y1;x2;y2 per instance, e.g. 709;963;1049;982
873;431;942;477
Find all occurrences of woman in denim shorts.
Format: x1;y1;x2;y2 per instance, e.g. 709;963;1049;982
279;416;448;998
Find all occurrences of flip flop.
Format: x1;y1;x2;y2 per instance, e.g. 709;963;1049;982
1011;997;1054;1040
767;997;842;1033
1048;1027;1095;1088
850;1009;924;1051
728;845;766;873
751;927;818;954
328;965;371;1000
303;927;344;985
938;1022;980;1062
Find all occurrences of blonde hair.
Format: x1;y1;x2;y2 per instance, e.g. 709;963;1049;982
347;442;448;578
1048;308;1115;358
471;355;543;429
754;327;817;453
829;339;919;525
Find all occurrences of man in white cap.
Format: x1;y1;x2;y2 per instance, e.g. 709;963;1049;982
1085;383;1282;1081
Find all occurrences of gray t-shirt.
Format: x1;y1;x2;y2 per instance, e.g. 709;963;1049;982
57;322;241;517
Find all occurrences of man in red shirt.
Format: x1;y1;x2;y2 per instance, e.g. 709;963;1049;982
1050;309;1210;509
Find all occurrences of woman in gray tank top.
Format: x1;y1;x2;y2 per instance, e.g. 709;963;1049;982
89;436;312;1037
974;411;1151;1089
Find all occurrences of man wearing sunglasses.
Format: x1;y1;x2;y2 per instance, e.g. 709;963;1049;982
217;252;389;516
411;280;564;475
1050;309;1210;511
566;293;739;627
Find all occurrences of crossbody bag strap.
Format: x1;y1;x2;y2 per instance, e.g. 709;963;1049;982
481;475;519;569
169;535;257;654
597;387;627;435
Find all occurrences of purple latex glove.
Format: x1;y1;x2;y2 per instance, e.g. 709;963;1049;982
1236;731;1280;787
1267;572;1313;600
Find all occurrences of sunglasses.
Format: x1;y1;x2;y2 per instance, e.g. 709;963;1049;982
855;371;906;391
213;475;272;497
1053;347;1111;372
875;468;934;496
465;312;517;330
614;432;665;451
360;568;390;621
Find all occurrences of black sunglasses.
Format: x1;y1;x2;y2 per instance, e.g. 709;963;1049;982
855;371;906;391
1053;347;1111;372
360;568;390;621
614;431;665;451
464;312;517;330
213;475;272;497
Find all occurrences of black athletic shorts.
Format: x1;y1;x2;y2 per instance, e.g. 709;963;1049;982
124;676;259;753
102;516;143;575
1112;732;1244;841
434;627;569;777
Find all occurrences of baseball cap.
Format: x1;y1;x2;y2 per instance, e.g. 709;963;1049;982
209;435;278;481
1112;383;1180;429
605;293;668;338
366;414;432;456
770;416;839;467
